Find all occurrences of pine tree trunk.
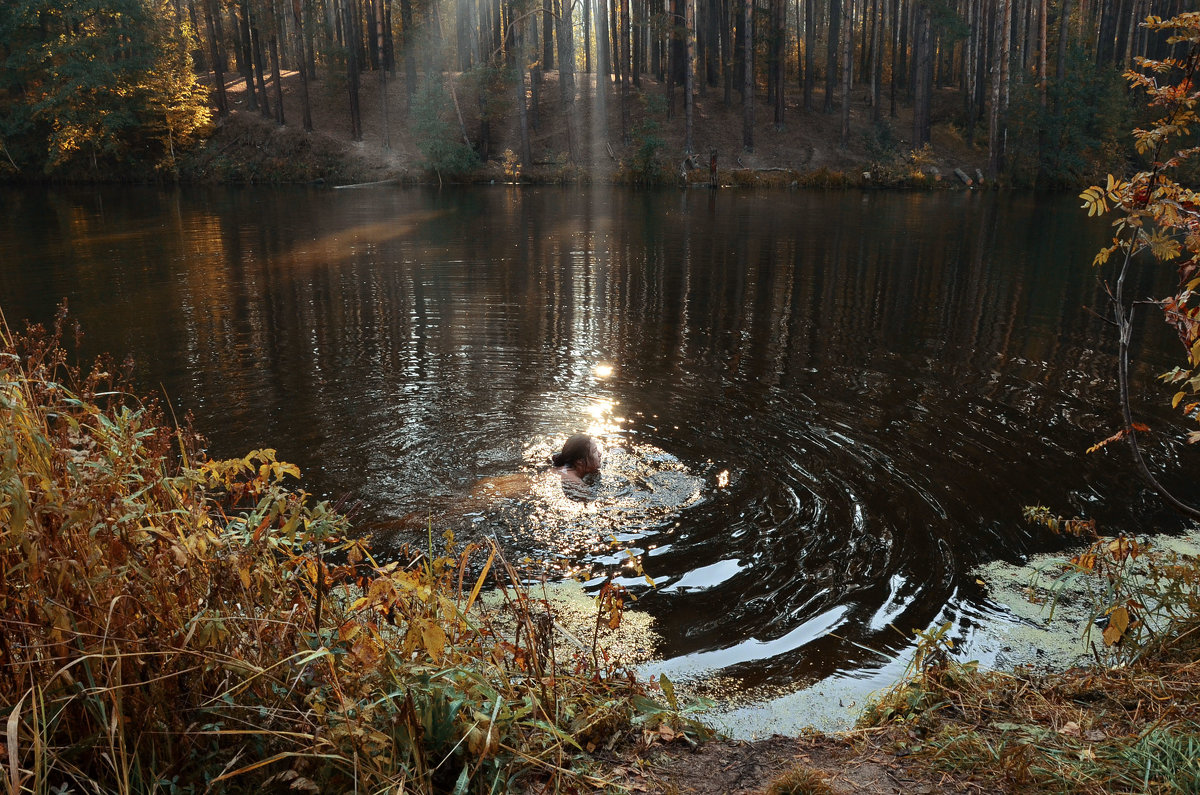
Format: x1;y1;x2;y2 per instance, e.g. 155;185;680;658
251;13;272;117
889;0;898;115
544;0;555;68
667;0;681;118
304;0;317;81
595;0;609;141
743;0;754;150
203;0;229;117
377;0;389;147
964;0;977;146
870;0;882;121
772;0;785;127
987;0;1009;179
235;2;258;110
824;0;840;111
803;0;815;109
584;0;592;71
912;1;932;148
685;0;695;150
344;0;363;140
840;0;852;146
291;0;314;129
620;0;631;141
1055;0;1070;80
399;0;417;106
269;0;285;124
722;0;732;105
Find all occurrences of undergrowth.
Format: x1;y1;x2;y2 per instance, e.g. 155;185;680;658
0;306;707;794
857;510;1200;793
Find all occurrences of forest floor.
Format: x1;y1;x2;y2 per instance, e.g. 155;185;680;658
184;64;990;187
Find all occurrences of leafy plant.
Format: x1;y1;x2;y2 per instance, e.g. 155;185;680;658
625;94;669;185
501;148;521;182
1079;13;1200;519
1024;507;1200;665
411;77;481;181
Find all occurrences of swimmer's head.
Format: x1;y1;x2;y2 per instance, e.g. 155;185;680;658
552;434;602;476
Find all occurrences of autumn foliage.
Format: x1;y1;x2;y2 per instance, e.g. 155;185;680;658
1079;13;1200;518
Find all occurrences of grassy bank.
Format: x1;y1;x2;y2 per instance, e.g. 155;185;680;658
0;309;706;794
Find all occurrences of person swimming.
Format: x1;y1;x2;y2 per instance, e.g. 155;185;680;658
551;433;602;484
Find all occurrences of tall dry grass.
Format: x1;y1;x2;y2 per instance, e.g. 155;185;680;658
0;308;702;794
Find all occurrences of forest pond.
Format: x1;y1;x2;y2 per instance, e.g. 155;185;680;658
3;186;1195;735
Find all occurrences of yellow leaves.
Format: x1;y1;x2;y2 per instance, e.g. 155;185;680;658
1081;175;1130;217
337;621;362;645
1091;244;1117;268
1102;606;1132;646
1081;186;1111;217
1147;229;1183;261
421;622;446;661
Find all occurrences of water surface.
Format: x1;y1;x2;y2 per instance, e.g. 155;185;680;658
3;186;1194;725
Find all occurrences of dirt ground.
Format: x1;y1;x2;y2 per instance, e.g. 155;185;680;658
191;64;986;185
610;731;983;794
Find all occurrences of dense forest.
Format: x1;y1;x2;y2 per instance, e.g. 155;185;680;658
0;0;1194;184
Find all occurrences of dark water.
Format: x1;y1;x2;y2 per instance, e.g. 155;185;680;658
2;185;1194;695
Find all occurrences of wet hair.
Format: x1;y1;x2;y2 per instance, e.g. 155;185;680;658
551;434;602;474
